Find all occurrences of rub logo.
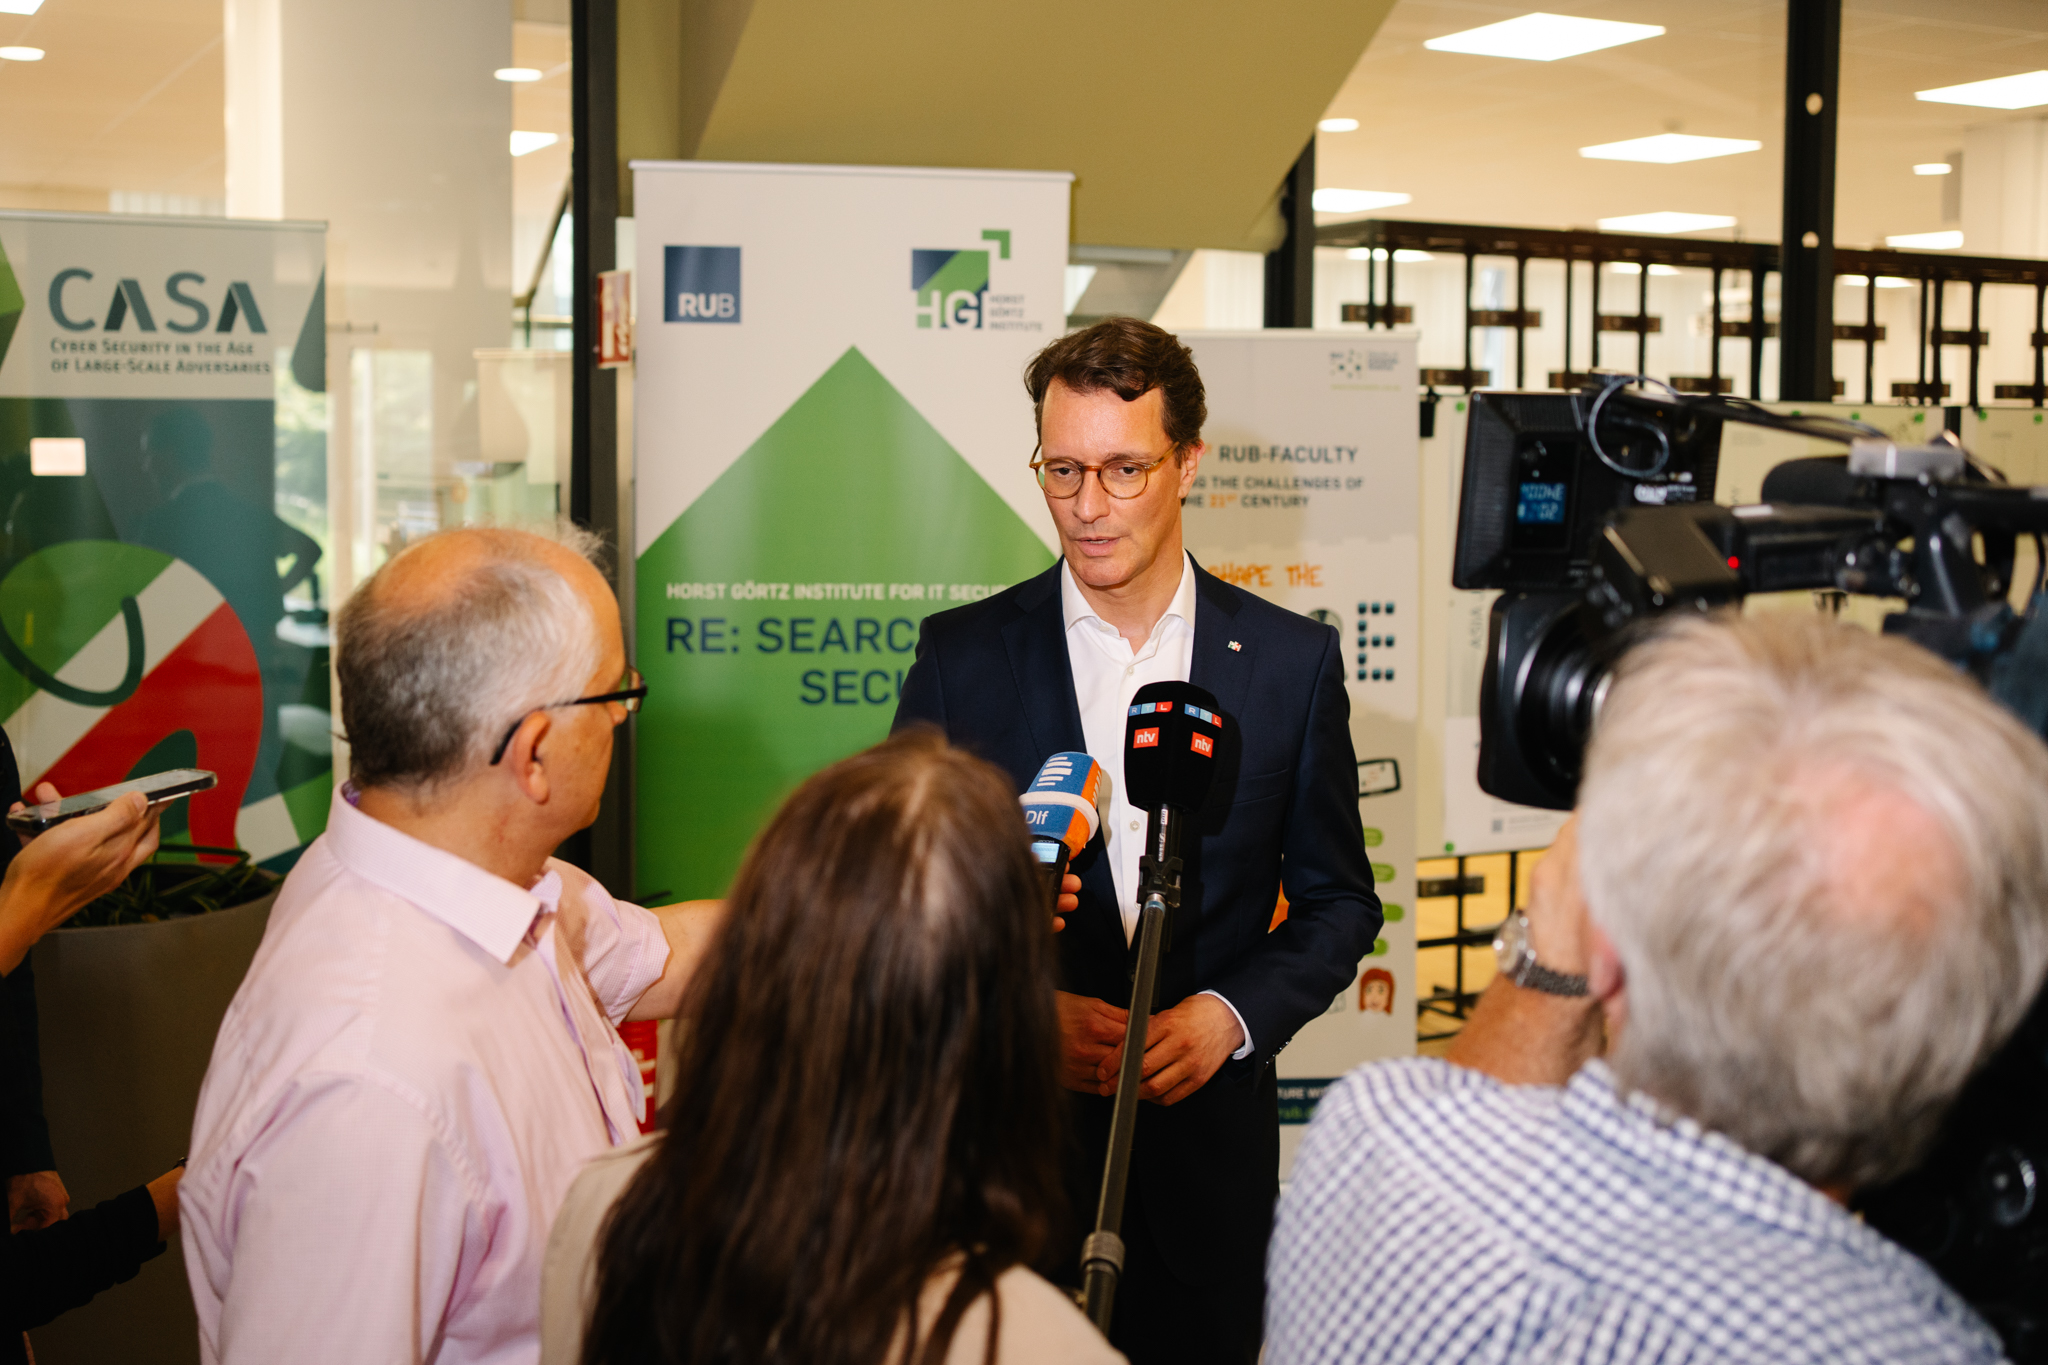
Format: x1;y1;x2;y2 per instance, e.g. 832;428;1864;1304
1133;728;1159;749
1191;733;1213;756
663;246;740;324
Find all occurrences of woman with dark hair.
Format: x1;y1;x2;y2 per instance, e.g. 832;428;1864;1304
542;729;1122;1365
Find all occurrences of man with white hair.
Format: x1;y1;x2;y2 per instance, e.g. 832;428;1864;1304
1266;612;2048;1362
183;527;719;1365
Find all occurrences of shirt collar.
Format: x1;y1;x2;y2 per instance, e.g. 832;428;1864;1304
325;794;551;965
1060;550;1197;640
1561;1059;1859;1246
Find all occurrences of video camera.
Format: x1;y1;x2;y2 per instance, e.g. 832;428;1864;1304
1453;377;2048;810
1453;376;2048;1357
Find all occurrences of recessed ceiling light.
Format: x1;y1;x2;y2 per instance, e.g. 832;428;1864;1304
0;45;45;61
495;67;543;83
1318;118;1360;133
1597;211;1737;234
1912;163;1952;176
1885;230;1963;250
1313;189;1412;214
510;130;559;157
1424;13;1663;62
1580;134;1761;164
1842;276;1916;288
1608;262;1681;275
0;0;44;14
1344;248;1433;262
1916;71;2048;111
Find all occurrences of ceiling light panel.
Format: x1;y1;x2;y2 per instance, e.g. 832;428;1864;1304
0;45;45;60
1916;71;2048;111
0;0;43;14
1424;13;1664;62
510;131;559;157
1345;248;1433;262
1597;211;1737;234
1580;134;1761;164
1913;163;1952;176
1885;230;1963;250
1313;189;1411;213
496;67;543;82
1319;118;1360;133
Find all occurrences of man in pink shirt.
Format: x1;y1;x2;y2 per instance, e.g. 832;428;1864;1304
182;526;718;1365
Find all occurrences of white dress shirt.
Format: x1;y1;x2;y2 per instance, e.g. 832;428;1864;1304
1061;553;1251;1057
182;794;668;1365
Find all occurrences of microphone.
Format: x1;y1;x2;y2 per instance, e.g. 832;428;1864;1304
1082;681;1230;1327
1759;455;1865;508
1123;681;1227;924
1020;751;1109;903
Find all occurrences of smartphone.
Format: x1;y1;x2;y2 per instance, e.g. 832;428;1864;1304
6;769;218;834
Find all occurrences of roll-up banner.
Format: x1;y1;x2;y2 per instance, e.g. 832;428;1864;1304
0;212;329;867
1179;331;1420;1174
631;162;1070;901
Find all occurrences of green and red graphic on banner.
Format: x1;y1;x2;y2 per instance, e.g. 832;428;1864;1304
636;347;1051;900
0;212;329;865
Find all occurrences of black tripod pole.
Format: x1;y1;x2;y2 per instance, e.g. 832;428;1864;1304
1081;805;1179;1334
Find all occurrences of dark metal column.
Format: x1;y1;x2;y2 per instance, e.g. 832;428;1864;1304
1779;0;1841;401
1264;138;1316;328
567;0;631;895
1709;267;1723;390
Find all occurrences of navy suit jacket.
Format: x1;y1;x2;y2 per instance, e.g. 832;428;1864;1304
892;557;1381;1284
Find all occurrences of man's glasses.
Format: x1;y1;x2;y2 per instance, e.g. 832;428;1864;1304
489;665;647;766
1029;450;1175;500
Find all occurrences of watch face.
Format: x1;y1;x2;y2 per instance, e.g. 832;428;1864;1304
1493;910;1530;977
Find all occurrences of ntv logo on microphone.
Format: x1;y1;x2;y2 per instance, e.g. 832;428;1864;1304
663;246;740;323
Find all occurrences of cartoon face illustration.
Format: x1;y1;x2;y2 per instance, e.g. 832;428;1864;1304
1359;968;1395;1015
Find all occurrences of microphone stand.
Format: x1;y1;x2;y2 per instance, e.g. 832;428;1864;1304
1080;803;1180;1334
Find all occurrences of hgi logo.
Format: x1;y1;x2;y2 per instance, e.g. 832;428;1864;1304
911;248;989;330
664;246;740;323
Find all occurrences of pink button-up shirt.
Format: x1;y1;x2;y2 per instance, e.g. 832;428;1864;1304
182;794;668;1365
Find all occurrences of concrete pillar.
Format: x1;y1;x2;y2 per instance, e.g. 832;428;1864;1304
1961;119;2048;405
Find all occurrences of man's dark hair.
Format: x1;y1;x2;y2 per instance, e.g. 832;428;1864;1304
1024;316;1206;453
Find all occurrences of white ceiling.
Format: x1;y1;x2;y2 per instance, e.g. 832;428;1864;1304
4;0;2047;259
1313;0;2048;251
0;0;222;211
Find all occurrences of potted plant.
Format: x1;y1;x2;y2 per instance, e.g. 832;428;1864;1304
27;845;284;1365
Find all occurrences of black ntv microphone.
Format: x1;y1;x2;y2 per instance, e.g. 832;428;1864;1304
1123;680;1226;924
1081;679;1229;1334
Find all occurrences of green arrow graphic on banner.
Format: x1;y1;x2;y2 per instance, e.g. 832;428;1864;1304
0;234;22;372
636;345;1053;900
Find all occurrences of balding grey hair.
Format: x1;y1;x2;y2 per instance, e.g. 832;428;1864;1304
336;523;608;792
1576;611;2048;1190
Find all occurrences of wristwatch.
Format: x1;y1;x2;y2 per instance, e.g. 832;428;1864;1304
1492;909;1589;997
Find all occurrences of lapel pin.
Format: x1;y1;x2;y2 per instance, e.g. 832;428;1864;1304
1228;640;1242;651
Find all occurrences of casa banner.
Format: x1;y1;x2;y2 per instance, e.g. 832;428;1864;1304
0;211;329;867
631;161;1070;902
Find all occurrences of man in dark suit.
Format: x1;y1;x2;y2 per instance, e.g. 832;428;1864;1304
893;318;1381;1363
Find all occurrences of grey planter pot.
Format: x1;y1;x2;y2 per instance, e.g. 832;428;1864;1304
25;885;280;1365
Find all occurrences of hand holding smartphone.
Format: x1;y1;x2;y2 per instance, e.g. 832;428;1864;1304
6;770;217;836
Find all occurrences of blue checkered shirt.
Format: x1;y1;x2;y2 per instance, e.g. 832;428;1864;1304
1266;1057;2003;1363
